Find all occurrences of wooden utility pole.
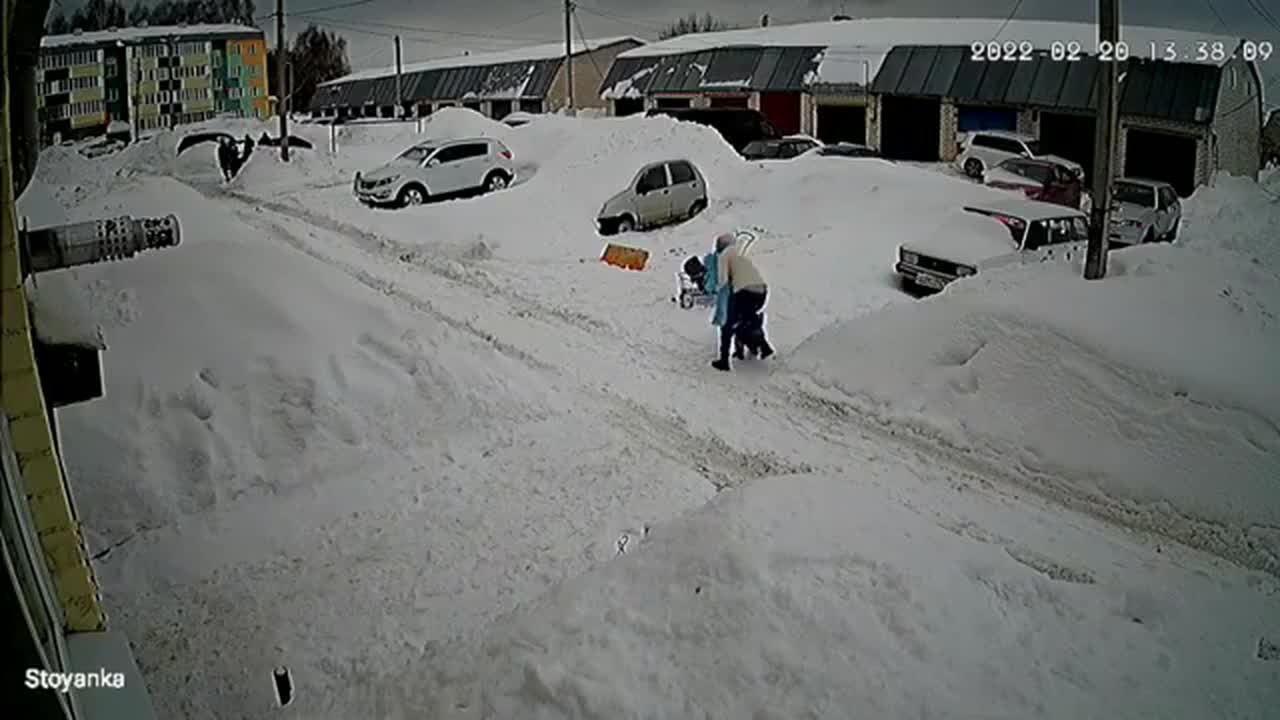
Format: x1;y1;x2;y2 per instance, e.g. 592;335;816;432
1084;0;1120;279
563;0;574;110
394;34;403;118
276;0;290;161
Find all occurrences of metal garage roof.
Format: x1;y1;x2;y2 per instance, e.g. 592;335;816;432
871;45;1223;123
310;54;571;110
598;46;822;99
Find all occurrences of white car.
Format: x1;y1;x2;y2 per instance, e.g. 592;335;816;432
354;137;515;207
956;129;1084;181
597;159;708;235
1108;177;1181;246
895;198;1090;293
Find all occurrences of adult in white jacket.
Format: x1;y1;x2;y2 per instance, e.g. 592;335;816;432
712;233;774;371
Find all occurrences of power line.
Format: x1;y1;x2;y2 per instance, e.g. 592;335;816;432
290;13;557;43
989;0;1027;42
1243;0;1280;35
572;7;605;78
574;5;665;33
256;0;380;21
1201;0;1229;32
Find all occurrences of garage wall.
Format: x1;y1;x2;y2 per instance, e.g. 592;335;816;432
939;101;958;160
799;93;817;136
866;94;882;150
1213;54;1262;180
1017;109;1039;137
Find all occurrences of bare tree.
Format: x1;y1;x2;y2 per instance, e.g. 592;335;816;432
659;13;735;40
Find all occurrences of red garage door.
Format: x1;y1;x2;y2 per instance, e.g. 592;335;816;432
759;92;801;135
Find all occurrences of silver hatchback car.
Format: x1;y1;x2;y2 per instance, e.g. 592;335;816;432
597;159;708;235
354;137;515;207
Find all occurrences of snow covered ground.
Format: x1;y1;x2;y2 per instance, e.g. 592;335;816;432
22;111;1280;718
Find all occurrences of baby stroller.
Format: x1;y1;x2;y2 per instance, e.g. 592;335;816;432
674;231;756;309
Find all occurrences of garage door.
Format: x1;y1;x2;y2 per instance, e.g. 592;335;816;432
1038;112;1096;181
956;105;1017;132
1124;128;1198;197
816;105;866;144
880;96;941;161
759;92;802;135
709;95;750;108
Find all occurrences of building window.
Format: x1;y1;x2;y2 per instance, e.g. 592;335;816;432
108;88;119;101
106;59;118;77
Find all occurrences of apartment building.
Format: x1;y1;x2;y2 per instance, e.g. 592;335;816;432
38;22;268;142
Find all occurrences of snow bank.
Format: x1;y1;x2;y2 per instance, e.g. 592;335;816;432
48;173;721;718
789;243;1280;559
417;472;1279;719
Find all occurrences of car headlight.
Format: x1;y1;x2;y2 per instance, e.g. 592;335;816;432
901;251;919;264
955;265;976;276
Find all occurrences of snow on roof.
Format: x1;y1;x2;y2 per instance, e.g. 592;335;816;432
618;17;1245;86
325;36;643;86
41;23;261;49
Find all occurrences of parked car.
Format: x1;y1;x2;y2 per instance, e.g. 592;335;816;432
645;108;780;153
814;142;879;158
353;137;515;207
597;159;707;235
895;198;1090;294
956;129;1083;181
1108;177;1181;246
983;157;1084;209
742;136;821;160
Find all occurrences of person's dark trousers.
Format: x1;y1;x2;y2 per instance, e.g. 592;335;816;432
718;288;769;364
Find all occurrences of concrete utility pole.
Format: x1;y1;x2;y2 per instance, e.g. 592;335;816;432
563;0;574;110
394;34;403;118
1084;0;1120;279
276;0;290;161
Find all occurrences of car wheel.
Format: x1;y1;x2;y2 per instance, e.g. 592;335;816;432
616;215;635;233
485;171;510;192
688;199;707;217
398;185;426;206
963;158;983;179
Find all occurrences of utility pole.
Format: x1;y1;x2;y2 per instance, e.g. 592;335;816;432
1084;0;1119;279
394;35;403;118
563;0;574;111
276;0;290;161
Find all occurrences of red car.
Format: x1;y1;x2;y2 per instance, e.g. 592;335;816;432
982;157;1084;210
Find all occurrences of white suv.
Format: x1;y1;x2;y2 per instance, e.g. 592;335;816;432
354;137;515;207
956;130;1083;181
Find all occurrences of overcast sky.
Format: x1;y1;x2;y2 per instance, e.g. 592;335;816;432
54;0;1279;84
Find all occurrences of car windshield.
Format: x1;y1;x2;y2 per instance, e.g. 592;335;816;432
1113;181;1156;207
394;145;435;164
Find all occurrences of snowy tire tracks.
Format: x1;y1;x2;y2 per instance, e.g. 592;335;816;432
774;380;1280;580
210;187;809;495
202;181;1278;580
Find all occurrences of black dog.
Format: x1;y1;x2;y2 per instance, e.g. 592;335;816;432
732;311;768;359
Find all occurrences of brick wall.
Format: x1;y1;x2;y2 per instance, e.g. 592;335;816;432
939;101;958;160
866;95;881;150
1213;54;1262;180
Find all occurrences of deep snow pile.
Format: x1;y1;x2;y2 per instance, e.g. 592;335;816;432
787;183;1280;575
240;109;1031;350
34;173;717;718
406;471;1280;719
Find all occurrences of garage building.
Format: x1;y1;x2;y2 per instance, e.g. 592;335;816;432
596;17;1258;189
871;43;1264;194
310;36;642;120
